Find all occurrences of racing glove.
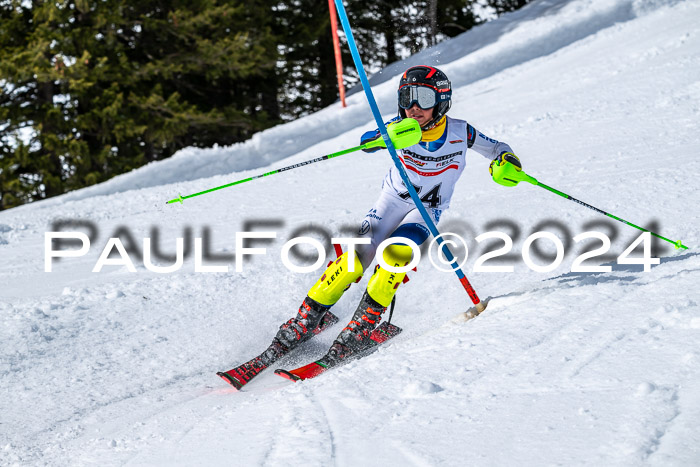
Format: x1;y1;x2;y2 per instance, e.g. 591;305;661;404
489;152;522;187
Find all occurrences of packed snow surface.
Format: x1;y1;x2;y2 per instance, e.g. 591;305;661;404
1;0;699;465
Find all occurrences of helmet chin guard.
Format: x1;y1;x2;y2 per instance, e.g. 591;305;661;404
398;65;452;130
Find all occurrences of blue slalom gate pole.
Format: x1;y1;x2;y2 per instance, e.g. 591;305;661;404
333;0;486;313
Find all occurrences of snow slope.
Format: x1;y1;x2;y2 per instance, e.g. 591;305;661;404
1;0;700;464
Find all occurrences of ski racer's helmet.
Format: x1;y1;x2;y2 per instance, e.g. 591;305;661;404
398;65;452;130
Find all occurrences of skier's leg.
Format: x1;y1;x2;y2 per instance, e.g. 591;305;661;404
272;251;364;351
332;225;426;351
307;251;364;306
366;244;414;306
354;192;417;270
365;218;432;306
332;208;437;353
272;192;412;353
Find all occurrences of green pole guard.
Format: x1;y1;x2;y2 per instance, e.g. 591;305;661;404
363;117;422;151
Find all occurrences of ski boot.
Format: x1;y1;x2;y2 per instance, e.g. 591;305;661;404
274;296;331;351
326;291;386;364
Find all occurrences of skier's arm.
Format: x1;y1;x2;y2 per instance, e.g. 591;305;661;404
468;124;523;186
468;124;514;160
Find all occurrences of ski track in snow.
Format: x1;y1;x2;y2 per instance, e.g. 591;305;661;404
2;0;700;465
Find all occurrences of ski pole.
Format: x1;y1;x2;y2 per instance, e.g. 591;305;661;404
165;118;422;205
166;144;360;205
334;0;487;315
495;164;688;250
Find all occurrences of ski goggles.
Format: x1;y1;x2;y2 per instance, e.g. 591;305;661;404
398;85;440;110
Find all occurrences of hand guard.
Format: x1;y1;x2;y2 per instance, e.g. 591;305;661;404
489;152;522;187
360;116;405;153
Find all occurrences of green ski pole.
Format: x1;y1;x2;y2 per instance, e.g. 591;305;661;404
166;144;361;205
492;163;688;250
166;117;422;205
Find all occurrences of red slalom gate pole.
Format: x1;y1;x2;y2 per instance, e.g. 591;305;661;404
328;0;347;107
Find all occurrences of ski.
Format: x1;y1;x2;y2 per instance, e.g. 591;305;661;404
217;310;340;390
274;321;402;382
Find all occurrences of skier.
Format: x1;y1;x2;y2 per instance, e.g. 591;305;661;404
221;65;523;385
273;64;523;356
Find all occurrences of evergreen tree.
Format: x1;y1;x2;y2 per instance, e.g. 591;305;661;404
1;0;533;210
275;0;351;118
437;0;481;38
344;0;411;71
0;0;279;209
486;0;532;15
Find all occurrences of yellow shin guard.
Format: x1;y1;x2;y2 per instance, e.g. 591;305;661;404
307;252;364;306
366;244;413;307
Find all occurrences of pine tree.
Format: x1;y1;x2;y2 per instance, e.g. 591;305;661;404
437;0;481;39
275;0;345;118
0;0;279;210
486;0;532;15
1;0;534;210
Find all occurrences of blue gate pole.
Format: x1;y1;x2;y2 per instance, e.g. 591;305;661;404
333;0;485;312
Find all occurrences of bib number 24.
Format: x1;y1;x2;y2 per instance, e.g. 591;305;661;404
399;183;442;208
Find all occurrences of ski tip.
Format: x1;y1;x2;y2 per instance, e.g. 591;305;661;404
275;361;330;381
217;371;244;390
274;368;301;382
